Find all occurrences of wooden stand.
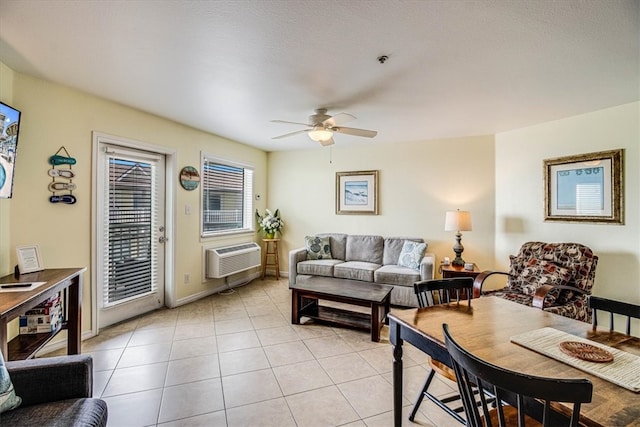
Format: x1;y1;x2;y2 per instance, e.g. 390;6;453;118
261;238;280;280
0;268;85;360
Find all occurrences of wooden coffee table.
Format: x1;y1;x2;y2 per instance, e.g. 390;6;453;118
290;277;393;341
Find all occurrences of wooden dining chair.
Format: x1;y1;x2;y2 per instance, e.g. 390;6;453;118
588;296;640;336
409;277;473;423
443;323;593;427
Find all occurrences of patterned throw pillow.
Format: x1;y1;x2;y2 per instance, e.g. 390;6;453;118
397;240;427;270
305;236;332;260
0;351;21;414
519;260;572;305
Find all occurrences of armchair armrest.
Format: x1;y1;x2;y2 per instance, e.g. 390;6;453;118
532;285;589;309
420;252;436;281
473;271;510;298
6;354;93;407
288;247;307;285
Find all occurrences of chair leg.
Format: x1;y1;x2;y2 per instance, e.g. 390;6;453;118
409;369;436;421
410;368;467;424
425;393;467;424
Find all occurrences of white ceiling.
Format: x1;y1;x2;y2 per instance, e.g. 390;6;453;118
1;0;638;152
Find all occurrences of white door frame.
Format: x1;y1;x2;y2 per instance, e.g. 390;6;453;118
91;131;176;335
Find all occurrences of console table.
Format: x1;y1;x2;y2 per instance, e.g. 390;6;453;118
0;268;85;360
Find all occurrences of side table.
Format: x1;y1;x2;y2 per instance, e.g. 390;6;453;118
441;263;480;300
261;238;280;280
441;263;480;280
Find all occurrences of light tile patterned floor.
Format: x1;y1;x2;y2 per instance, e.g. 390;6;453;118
50;278;462;426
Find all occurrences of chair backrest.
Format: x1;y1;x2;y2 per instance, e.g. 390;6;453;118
414;277;473;308
508;242;598;295
589;296;640;336
443;323;593;427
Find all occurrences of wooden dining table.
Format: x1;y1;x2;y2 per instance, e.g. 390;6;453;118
388;296;640;427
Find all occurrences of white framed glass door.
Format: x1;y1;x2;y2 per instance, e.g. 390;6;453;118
96;143;166;328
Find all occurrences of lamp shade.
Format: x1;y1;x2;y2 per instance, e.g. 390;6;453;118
444;210;472;232
308;128;333;142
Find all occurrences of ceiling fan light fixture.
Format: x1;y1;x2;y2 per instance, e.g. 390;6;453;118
308;127;333;142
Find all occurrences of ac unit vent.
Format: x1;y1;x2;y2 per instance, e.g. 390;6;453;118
206;242;261;279
215;243;257;255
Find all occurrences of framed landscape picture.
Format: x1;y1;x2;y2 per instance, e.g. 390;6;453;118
544;149;623;224
336;170;379;215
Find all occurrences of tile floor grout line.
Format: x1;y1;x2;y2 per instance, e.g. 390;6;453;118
44;277;455;426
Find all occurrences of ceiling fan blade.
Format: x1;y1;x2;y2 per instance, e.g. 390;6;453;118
323;112;355;127
319;137;335;147
272;129;309;139
333;126;377;138
271;119;312;126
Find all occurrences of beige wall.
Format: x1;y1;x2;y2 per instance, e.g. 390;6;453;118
3;57;638;341
0;63;268;337
495;102;640;303
267;136;497;274
0;62;14;277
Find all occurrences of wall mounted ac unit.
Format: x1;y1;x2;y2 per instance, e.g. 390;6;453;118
206;242;261;278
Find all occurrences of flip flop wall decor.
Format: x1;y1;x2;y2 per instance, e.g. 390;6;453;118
48;146;77;204
48;168;76;178
49;194;77;204
48;154;77;165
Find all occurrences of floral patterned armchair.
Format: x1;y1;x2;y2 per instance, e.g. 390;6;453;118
473;242;598;322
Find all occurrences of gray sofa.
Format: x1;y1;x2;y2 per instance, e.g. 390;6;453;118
2;354;107;427
289;233;435;307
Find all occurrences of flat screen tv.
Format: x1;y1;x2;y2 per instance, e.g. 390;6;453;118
0;101;21;198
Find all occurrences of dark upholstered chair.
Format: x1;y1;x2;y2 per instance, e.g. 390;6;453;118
1;354;107;427
443;323;593;427
589;296;640;336
409;277;473;423
473;242;598;322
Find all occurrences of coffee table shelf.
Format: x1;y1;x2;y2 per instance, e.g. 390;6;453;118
300;301;372;331
291;277;392;342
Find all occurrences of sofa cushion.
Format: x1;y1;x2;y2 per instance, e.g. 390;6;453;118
397;241;427;270
0;352;21;414
316;233;348;260
519;260;572;304
374;265;420;287
1;398;108;427
297;259;343;277
383;237;424;265
305;236;333;260
544;294;591;323
345;235;384;264
334;261;380;282
485;289;534;307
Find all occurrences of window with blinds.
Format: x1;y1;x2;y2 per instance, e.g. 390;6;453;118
201;155;254;236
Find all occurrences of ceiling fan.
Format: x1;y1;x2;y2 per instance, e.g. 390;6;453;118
271;108;378;146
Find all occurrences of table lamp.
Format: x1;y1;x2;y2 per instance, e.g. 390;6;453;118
444;209;472;266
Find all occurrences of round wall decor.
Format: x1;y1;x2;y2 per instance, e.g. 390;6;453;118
180;166;200;191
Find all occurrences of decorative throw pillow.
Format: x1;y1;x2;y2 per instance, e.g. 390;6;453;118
0;351;21;414
519;260;572;305
305;236;332;260
397;240;427;270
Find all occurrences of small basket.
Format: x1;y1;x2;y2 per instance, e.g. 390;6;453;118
559;341;614;363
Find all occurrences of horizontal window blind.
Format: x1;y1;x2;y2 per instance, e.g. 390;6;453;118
201;155;254;236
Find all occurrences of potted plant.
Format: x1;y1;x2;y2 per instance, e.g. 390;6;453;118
255;209;283;239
